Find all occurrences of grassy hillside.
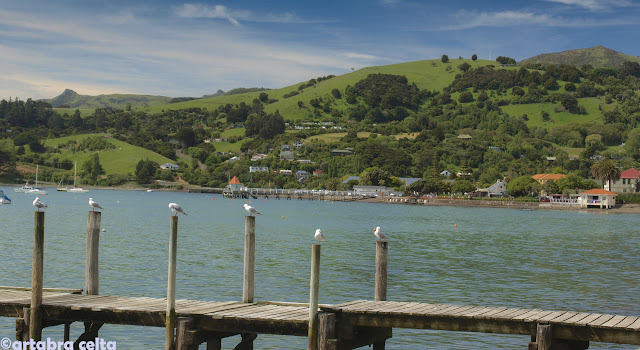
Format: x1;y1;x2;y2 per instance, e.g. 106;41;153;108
44;134;173;175
520;45;640;68
501;97;604;128
146;59;495;118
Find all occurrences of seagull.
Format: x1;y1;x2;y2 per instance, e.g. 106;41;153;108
315;229;325;242
33;197;48;211
89;198;103;212
168;203;187;216
374;226;388;241
243;204;261;216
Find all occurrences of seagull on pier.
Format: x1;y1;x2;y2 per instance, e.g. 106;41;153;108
374;226;388;241
315;229;325;242
88;198;103;212
169;203;187;216
243;204;261;216
33;197;48;211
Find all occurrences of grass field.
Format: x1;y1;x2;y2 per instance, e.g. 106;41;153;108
44;134;173;175
501;97;604;128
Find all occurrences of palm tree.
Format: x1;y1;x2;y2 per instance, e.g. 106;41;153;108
591;159;621;190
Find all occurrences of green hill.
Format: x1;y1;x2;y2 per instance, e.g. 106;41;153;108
145;58;495;118
44;134;173;175
519;45;640;68
47;89;172;109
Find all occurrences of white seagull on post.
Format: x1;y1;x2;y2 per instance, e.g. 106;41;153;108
33;197;48;211
315;229;325;242
374;226;388;242
88;198;103;212
243;204;261;216
168;203;187;216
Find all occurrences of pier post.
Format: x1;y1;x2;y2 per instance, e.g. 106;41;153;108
86;211;101;295
373;241;388;350
308;244;321;350
166;216;178;350
375;241;388;301
318;312;337;350
243;216;256;303
536;324;552;350
29;211;45;341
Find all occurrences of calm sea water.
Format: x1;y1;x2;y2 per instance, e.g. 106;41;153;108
1;189;639;349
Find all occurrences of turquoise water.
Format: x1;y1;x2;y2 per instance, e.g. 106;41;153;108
1;189;639;349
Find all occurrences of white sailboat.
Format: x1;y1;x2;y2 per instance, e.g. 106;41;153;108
67;161;89;193
0;189;11;204
20;165;48;195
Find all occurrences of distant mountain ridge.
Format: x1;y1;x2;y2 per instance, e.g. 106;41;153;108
47;89;172;109
520;45;640;68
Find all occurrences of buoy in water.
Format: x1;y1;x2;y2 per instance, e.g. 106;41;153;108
265;198;267;201
282;216;285;219
212;198;215;201
454;224;458;228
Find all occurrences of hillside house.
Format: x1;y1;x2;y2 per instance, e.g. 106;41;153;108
296;170;309;182
249;166;269;173
607;168;639;193
251;153;268;161
532;173;567;197
476;180;507;197
280;150;294;161
160;163;179;170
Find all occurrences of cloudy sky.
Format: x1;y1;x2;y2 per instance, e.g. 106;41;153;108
1;0;639;100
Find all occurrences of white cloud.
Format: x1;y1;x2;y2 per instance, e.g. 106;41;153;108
541;0;633;11
173;3;316;25
175;3;241;26
346;52;378;60
443;9;639;30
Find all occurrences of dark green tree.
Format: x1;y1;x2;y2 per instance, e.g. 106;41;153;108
591;159;621;189
259;92;268;103
471;54;477;61
82;153;105;182
458;62;471;72
441;54;449;63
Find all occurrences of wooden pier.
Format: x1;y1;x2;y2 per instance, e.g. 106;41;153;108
1;288;639;349
3;210;639;349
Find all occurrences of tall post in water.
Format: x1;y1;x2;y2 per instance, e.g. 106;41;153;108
243;216;256;303
86;211;102;295
308;244;321;350
373;241;389;350
166;216;178;350
375;241;388;301
29;211;45;341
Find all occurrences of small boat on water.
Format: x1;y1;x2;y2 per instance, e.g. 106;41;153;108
0;190;11;204
67;161;88;193
57;178;68;191
16;165;47;195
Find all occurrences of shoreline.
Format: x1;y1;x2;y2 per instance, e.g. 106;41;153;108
4;182;640;214
360;196;640;214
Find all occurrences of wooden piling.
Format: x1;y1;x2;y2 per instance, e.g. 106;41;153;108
373;240;389;350
86;211;101;295
536;324;552;350
308;244;321;350
243;216;256;303
375;241;388;302
29;211;45;341
318;312;336;350
166;216;178;350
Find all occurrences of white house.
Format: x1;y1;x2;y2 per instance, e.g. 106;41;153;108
225;156;241;163
251;153;268;161
577;189;617;209
249;166;269;173
160;163;179;170
279;169;293;175
477;180;507;197
440;170;452;178
296;170;309;181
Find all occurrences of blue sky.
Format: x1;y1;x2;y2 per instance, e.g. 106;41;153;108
1;0;639;100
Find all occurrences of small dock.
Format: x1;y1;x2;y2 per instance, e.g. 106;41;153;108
5;210;639;349
1;288;639;349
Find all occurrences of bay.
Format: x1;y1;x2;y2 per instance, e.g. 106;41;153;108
1;189;639;349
